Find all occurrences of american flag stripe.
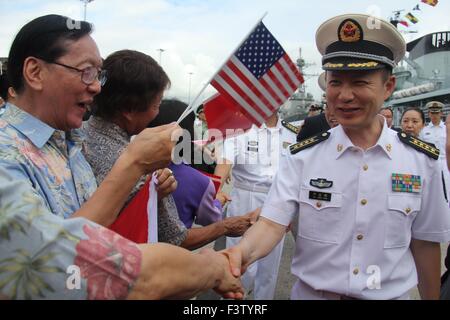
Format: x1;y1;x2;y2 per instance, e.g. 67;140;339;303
282;56;304;85
274;63;297;92
229;56;279;109
278;57;302;89
212;76;266;125
217;69;271;121
269;57;300;97
222;64;274;117
260;74;287;103
263;70;290;101
226;61;278;114
258;77;284;106
271;62;296;93
211;77;260;125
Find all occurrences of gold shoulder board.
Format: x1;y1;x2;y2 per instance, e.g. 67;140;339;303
290;131;330;155
397;132;439;160
282;120;300;134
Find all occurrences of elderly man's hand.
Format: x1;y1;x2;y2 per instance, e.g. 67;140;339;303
221;208;260;237
123;123;181;174
216;191;232;207
155;168;177;200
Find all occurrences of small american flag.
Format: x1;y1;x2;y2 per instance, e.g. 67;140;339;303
211;22;303;126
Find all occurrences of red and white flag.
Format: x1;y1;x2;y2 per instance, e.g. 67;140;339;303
203;93;253;142
210;21;304;127
109;175;158;244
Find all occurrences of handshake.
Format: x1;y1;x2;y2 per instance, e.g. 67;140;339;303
199;245;249;300
198;208;260;300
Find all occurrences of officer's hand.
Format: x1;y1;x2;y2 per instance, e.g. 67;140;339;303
199;248;244;300
122;123;181;175
220;246;249;278
216;191;232;206
155;168;177;200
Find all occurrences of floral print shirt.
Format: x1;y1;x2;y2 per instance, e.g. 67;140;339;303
0;104;142;299
0;103;97;218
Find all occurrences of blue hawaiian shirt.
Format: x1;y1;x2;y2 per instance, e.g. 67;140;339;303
0;167;142;299
0;103;142;299
0;103;97;218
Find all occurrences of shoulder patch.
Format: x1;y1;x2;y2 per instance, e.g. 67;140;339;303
281;120;300;134
397;132;439;160
290;131;330;155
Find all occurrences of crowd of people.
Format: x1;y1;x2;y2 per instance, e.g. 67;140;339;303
0;12;450;300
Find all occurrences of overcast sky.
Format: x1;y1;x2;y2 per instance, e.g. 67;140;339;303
1;0;449;104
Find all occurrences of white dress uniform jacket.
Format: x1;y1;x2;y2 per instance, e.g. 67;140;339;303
261;121;450;300
420;121;446;160
420;121;450;200
221;118;298;299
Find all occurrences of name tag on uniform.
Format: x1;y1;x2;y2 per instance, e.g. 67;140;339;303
309;191;332;202
392;173;421;193
247;141;258;152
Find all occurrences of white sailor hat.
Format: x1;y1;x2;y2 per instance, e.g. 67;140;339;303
318;72;326;91
426;101;444;113
316;14;406;71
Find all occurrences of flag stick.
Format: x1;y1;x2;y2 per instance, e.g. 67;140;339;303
177;12;268;124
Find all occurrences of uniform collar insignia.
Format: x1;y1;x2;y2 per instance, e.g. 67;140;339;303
310;178;333;189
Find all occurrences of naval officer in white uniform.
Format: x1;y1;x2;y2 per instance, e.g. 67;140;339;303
222;13;450;300
420;101;449;200
420;101;446;155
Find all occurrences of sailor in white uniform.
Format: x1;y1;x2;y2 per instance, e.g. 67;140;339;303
214;109;298;299
420;101;447;156
420;101;449;200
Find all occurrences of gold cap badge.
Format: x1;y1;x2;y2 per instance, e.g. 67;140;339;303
339;19;362;43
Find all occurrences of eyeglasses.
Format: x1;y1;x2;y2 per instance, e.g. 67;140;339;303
38;58;107;86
